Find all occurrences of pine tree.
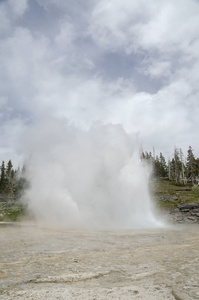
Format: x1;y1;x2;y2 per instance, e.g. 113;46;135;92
0;161;6;194
14;165;29;200
159;152;168;177
186;146;196;184
154;155;161;177
169;158;175;181
140;151;146;160
5;160;15;201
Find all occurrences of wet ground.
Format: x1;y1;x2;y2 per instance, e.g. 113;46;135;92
0;223;199;299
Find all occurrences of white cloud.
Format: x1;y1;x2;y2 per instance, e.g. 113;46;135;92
90;0;199;54
0;0;199;164
8;0;28;17
90;0;199;90
0;4;11;36
143;61;171;78
55;20;75;50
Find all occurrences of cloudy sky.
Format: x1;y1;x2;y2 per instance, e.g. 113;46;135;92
1;0;199;165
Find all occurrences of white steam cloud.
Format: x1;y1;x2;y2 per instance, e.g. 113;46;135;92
22;120;160;228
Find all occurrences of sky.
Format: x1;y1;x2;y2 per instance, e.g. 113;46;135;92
1;0;199;165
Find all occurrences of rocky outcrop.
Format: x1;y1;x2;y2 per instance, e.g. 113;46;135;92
169;203;199;223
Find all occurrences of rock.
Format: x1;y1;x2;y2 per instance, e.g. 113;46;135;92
175;188;192;191
191;212;199;217
180;209;190;212
169;208;179;214
158;195;170;201
187;216;197;221
178;203;199;210
169;203;199;223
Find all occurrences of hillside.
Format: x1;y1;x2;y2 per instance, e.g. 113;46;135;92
151;178;199;209
151;178;199;223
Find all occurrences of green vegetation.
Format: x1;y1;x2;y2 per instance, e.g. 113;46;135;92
151;178;199;211
0;160;29;222
0;202;27;222
141;146;199;184
142;146;199;213
0;160;29;202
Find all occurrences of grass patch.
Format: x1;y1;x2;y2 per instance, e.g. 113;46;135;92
151;178;199;211
0;202;27;222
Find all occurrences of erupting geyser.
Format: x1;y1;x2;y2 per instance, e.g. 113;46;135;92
23;120;161;228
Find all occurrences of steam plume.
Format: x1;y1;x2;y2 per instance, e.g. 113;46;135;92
22;120;160;228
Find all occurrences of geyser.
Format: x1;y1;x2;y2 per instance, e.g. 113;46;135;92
23;120;160;228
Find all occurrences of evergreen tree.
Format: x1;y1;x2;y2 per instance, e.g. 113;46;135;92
154;155;161;177
186;146;196;184
195;158;199;177
141;146;199;184
5;160;15;200
14;165;29;200
0;161;6;194
159;152;168;177
141;151;168;178
0;160;30;201
140;151;146;160
169;158;176;180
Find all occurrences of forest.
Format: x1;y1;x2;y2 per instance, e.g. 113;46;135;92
0;160;28;202
0;145;199;203
141;146;199;185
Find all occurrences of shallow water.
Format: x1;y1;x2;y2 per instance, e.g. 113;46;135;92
1;223;199;299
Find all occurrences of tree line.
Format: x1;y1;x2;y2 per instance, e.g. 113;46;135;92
141;146;199;185
0;146;198;202
0;160;28;202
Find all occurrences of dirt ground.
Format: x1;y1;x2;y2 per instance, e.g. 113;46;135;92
1;223;199;299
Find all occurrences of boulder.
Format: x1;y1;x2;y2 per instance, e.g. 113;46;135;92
178;203;199;210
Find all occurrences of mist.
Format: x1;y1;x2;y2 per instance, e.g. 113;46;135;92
22;120;160;229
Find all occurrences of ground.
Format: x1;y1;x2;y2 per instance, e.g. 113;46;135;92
1;223;199;300
151;178;199;211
